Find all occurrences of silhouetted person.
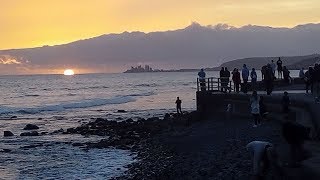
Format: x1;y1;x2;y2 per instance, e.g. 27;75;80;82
225;67;231;92
283;66;290;84
246;141;283;180
259;96;268;120
311;64;317;95
250;68;257;91
282;118;310;167
198;68;206;91
304;67;313;93
175;97;182;114
264;64;274;95
314;64;320;102
261;65;267;80
282;91;290;114
250;91;260;127
276;57;283;79
242;64;249;93
299;68;305;79
232;68;241;92
271;60;276;78
219;67;226;92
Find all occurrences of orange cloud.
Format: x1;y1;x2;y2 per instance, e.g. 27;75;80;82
0;55;22;64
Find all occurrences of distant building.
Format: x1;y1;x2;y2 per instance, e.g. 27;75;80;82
124;65;156;73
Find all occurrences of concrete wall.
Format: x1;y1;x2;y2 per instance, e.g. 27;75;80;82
196;92;320;139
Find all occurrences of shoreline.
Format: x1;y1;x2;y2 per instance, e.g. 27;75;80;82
65;111;288;179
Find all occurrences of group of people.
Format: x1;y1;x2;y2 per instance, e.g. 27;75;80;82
260;58;291;95
248;90;311;179
300;63;320;102
219;64;258;93
250;90;290;127
261;58;288;81
218;59;283;95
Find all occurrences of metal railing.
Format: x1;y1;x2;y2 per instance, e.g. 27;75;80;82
197;77;233;92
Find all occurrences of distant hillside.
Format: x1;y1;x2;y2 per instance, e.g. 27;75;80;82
287;56;320;69
215;54;320;70
1;22;320;74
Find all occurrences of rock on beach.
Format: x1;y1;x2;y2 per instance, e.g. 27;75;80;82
23;124;39;130
4;131;14;137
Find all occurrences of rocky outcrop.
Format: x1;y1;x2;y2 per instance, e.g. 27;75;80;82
23;124;39;130
20;131;39;136
4;131;14;137
68;112;200;150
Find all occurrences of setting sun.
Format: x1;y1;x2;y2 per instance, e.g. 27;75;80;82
63;69;75;75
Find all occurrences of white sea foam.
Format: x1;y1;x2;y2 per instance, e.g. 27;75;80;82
0;91;155;115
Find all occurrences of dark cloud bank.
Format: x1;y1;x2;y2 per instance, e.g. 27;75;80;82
0;22;320;74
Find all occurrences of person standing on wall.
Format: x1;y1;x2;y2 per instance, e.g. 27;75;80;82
299;68;305;80
232;68;241;93
242;64;249;93
250;68;257;91
198;68;206;91
225;67;231;92
271;60;276;79
219;67;226;92
283;66;290;84
276;57;283;79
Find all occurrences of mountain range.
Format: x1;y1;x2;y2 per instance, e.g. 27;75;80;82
1;22;320;74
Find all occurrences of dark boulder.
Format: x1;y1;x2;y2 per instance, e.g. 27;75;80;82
40;132;48;135
117;110;127;113
72;142;84;147
147;117;160;122
125;118;134;123
1;149;11;153
20;131;39;136
66;128;76;134
23;124;39;130
4;131;14;137
164;113;171;120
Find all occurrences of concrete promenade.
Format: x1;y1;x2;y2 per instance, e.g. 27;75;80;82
196;89;320;179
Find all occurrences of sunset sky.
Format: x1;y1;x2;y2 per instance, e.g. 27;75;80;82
1;0;320;50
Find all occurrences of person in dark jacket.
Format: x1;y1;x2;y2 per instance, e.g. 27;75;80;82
282;119;310;167
198;69;206;91
220;67;226;92
242;64;250;93
314;64;320;102
283;66;290;84
264;64;274;95
225;67;231;92
251;68;258;91
282;91;290;114
276;57;283;79
259;96;268;120
232;68;241;92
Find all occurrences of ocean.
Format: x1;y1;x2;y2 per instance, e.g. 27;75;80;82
0;71;300;179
